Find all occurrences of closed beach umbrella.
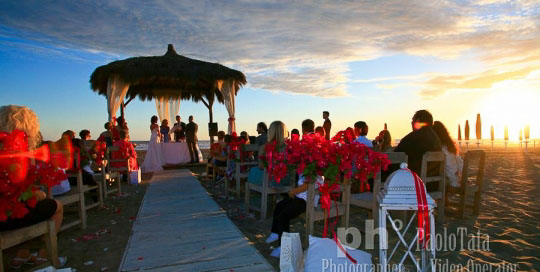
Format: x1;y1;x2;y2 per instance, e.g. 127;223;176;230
519;129;523;141
504;126;508;141
525;125;530;140
458;124;462;141
476;113;482;140
465;121;470;141
490;125;494;142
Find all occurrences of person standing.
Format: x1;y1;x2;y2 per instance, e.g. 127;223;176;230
185;115;199;163
170;115;186;142
323;111;331;140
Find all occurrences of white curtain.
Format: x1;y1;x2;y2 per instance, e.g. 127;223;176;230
169;98;181;124
154;97;170;124
107;75;129;122
219;79;236;134
155;96;181;125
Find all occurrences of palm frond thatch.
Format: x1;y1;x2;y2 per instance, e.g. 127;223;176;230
89;44;246;103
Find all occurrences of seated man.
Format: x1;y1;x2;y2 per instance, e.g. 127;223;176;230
393;110;442;175
353;121;373;147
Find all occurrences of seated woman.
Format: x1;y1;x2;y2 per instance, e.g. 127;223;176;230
263;122;323;258
247;121;291;187
432;121;463;188
0;105;66;268
373;129;393;152
315;126;326;138
160;119;171;143
111;130;139;172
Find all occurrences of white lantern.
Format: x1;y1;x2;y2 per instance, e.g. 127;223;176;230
377;163;436;272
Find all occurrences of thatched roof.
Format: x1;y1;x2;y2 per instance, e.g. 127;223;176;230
90;44;246;103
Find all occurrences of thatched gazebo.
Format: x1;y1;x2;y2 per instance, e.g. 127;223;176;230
90;44;246;140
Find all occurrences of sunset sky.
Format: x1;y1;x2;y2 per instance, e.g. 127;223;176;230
1;1;539;141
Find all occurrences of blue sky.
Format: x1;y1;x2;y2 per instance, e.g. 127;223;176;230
1;1;539;141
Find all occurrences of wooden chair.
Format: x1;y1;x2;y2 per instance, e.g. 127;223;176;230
51;151;87;231
225;144;259;199
445;150;486;218
0;219;59;270
101;146;126;197
348;152;408;221
245;169;294;219
303;178;351;242
420;151;446;221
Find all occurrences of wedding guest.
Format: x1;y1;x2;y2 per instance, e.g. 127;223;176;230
185;115;199;163
256;122;268;146
111;130;139;180
291;128;300;141
432;121;463;187
302;119;315;135
170;115;186;142
323;111;331;140
211;131;228;178
394;110;442;175
248;121;292;188
112;116;126;141
160;119;171;143
68;138;99;201
240;131;250;144
79;129;91;141
373;130;393;152
353;121;373;147
315;126;326;138
97;122;113;147
0;105;66;268
62;130;76;139
266;121;323;258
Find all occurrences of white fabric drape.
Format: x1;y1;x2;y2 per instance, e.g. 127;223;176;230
107;75;129;122
155;96;181;124
219;79;236;134
155;97;170;123
169;98;181;124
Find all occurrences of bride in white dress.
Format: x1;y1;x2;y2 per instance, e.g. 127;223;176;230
141;115;164;173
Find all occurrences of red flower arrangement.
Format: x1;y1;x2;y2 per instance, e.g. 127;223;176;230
0;130;70;222
260;131;390;190
92;141;107;167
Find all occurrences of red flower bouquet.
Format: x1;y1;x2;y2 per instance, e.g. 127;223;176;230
0;130;69;222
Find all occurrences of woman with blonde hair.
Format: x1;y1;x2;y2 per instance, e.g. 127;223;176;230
248;121;290;187
0;105;66;268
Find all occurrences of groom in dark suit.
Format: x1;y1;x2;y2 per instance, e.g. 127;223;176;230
171;115;186;142
185;115;199;163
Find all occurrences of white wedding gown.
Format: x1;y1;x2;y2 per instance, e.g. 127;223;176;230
141;128;163;172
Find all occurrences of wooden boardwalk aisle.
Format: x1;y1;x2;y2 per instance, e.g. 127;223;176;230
119;169;274;271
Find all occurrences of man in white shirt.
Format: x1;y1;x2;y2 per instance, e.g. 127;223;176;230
353;121;373;147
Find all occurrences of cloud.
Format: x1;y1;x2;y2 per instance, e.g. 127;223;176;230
419;66;540;98
0;0;539;97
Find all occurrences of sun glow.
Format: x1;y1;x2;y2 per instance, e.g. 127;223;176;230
479;86;540;141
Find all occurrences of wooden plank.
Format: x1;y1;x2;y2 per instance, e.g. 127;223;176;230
119;169;274;272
